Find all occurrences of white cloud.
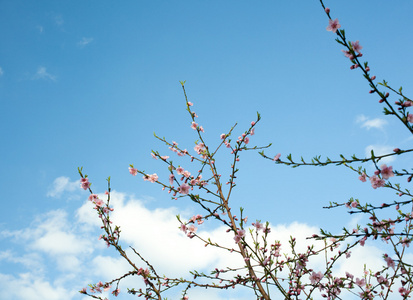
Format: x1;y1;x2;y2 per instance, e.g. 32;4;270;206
0;189;409;299
356;114;387;130
47;176;78;198
77;37;94;47
364;144;396;164
0;273;76;300
32;66;56;81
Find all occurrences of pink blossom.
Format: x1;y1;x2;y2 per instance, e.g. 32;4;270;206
358;173;367;182
407;113;413;123
351;40;362;54
244;137;250;144
161;155;169;160
251;121;255;126
220;133;226;140
384;254;395;269
176;167;184;175
180;224;187;233
250;128;255;135
341;49;353;59
178;183;190;195
401;238;410;248
253;221;264;231
80;178;91;190
187;102;193;106
355;277;365;287
325;7;330;14
143;173;158;183
191;122;198;130
309;271;323;284
370;175;385;189
129;167;138;176
273;153;281;161
169;174;174;185
194;143;206;155
326;18;341;33
404;100;413;107
151;153;157;159
188;224;197;233
234;229;246;243
380;164;394;180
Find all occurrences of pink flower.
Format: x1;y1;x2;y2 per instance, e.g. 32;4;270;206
358;173;367;182
143;173;158;183
180;224;187;233
370;175;385;189
273;153;281;161
178;183;190;195
309;271;323;284
80;178;91;190
176;167;184;175
194;143;205;155
151;153;157;159
234;229;246;243
407;113;413;123
129;167;138;176
380;164;394;180
384;254;395;269
351;40;363;54
161;155;169;160
250;128;255;135
191;122;198;130
187;102;193;106
244;137;250;144
325;7;330;14
253;221;264;231
326;18;341;33
220;133;226;140
169;174;174;185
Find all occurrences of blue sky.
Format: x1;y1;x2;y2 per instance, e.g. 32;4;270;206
1;1;413;299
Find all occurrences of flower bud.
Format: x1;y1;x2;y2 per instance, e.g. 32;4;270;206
325;7;330;13
371;75;376;80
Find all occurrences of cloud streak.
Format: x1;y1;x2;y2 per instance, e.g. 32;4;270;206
32;66;56;81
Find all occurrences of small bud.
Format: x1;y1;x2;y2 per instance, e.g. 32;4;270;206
371;75;376;80
393;148;401;153
385;92;389;98
379;99;385;103
365;66;370;72
369;90;375;94
325;7;330;13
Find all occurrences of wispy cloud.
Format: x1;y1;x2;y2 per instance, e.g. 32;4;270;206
47;176;78;198
54;14;64;26
36;25;44;34
356;114;387;130
32;66;56;81
77;37;94;47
